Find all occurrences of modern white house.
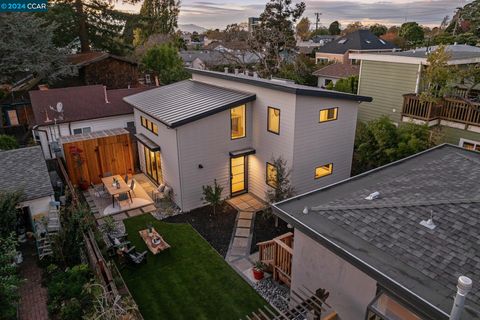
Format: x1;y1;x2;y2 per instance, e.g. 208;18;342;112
124;69;372;212
272;144;479;320
29;85;147;159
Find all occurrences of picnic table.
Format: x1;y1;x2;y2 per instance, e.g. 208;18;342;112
139;228;171;255
101;175;131;207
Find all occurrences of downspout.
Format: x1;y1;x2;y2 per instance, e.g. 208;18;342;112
175;127;184;212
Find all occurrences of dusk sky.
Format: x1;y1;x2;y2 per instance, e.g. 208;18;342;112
116;0;473;29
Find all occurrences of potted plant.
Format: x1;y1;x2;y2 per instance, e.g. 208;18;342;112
252;261;266;280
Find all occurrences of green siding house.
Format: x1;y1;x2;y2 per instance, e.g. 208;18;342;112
353;45;480;148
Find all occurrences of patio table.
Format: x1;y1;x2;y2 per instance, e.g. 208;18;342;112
139;228;171;255
101;175;132;207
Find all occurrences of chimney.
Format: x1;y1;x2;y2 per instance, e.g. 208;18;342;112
103;86;110;104
234;68;239;75
224;67;229;74
449;276;472;320
38;84;49;91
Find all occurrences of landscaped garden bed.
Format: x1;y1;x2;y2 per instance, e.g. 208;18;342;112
250;212;290;254
162;203;237;257
119;214;266;320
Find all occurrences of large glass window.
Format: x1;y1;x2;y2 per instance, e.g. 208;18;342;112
143;146;163;184
231;105;246;139
267;107;280;134
315;163;333;179
266;162;278;188
319;107;338;122
141;116;159;136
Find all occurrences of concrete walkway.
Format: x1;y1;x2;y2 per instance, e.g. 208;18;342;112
226;194;267;282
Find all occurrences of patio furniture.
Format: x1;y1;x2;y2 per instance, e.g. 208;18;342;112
104;233;131;257
153;184;171;203
102;175;132;208
115;192;131;209
124;174;129;184
139;227;171;254
129;179;136;196
125;246;147;265
91;183;108;198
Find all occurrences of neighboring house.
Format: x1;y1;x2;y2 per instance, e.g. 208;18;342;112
297;36;338;55
315;30;398;65
29;85;147;159
124;68;371;212
180;50;260;70
272;144;480;320
352;44;480;146
64;52;140;89
313;63;360;88
0;146;54;228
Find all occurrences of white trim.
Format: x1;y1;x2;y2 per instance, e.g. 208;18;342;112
357;60;363;95
414;63;422;94
459;138;480;150
350;53;480;66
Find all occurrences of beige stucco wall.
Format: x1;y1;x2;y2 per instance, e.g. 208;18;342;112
315;52;347;64
291;230;377;320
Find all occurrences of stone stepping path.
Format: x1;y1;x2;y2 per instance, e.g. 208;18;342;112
225;193;267;283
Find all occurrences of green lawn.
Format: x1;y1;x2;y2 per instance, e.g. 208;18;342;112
119;214;266;320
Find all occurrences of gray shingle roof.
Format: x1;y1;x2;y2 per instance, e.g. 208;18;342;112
316;29;398;54
0;146;54;201
273;144;480;319
123;80;256;128
379;44;480;61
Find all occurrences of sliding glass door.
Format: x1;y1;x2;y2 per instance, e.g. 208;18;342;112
143;145;163;184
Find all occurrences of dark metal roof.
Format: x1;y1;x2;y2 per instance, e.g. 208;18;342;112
189;69;372;102
316;29;398;54
273;144;480;320
0;146;54;201
123;80;256;128
229;148;256;157
135;133;160;151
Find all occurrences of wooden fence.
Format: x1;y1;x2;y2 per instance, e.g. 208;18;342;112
258;232;294;287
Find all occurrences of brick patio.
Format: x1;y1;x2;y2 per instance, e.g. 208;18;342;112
18;241;49;320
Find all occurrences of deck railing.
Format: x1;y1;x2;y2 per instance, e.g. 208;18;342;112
402;94;480;126
258;232;294;286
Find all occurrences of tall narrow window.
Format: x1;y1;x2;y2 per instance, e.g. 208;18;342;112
6;110;19;126
315;163;333;179
231;105;246;139
267;107;280;134
319;107;338;122
266;162;278;188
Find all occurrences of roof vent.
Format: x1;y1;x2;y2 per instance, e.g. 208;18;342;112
303;206;309;215
420;211;436;230
365;191;380;201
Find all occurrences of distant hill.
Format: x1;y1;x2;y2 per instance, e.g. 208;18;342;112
179;24;207;34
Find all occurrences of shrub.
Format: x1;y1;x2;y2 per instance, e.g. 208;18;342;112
0;135;18;151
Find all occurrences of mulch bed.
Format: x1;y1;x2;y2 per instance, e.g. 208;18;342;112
163;203;237;257
250;212;290;254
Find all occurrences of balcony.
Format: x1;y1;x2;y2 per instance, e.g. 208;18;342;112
402;94;480;129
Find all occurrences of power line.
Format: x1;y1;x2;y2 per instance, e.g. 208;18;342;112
314;12;322;30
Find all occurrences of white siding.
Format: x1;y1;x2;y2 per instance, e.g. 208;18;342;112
134;109;182;208
36;114;134;159
292;96;358;194
20;196;53;219
177;105;253;211
291;230;377;320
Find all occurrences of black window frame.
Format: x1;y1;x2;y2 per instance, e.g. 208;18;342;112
141;115;158;136
267;106;281;135
230;105;247;140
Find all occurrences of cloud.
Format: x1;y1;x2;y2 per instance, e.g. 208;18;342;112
116;0;473;29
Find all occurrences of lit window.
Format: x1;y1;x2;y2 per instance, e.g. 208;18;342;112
315;163;333;179
231;105;246;139
319;108;338;122
461;139;480;152
141;115;159;136
266;162;278;188
267;107;280;134
6;110;19;126
141;116;147;127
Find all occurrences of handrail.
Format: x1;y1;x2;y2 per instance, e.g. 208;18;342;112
56;157;79;205
258;232;294;286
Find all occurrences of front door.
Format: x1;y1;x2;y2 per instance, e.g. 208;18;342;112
144;145;163;184
230;155;247;196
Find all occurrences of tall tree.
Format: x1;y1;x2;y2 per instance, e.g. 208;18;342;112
135;0;180;45
141;43;189;85
0;13;72;87
343;21;365;35
369;23;387;37
296;17;311;40
399;21;425;44
248;0;305;77
328;20;341;35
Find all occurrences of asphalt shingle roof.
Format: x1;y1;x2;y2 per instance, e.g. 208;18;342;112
273;144;480;319
316;29;397;54
0;146;53;201
313;63;360;78
123;80;256;128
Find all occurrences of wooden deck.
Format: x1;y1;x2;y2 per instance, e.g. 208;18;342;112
402;94;480;126
258;232;294;287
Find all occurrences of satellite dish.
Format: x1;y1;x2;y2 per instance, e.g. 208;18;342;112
56;102;63;113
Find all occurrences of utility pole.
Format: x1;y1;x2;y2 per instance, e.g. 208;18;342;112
314;12;322;31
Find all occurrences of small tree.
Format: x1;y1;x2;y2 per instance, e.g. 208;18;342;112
326;76;359;94
420;45;456;103
141;43;189;85
328;21;341;35
0;135;19;151
265;156;294;226
296;17;311;41
202;179;223;215
0;191;22;238
399;22;425;44
0;233;22;320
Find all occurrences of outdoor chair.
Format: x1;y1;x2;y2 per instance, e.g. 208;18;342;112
125;246;147;265
124;174;129;184
91;183;108;198
115;192;131;209
129;179;136;196
105;233;130;257
153;184;171;203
